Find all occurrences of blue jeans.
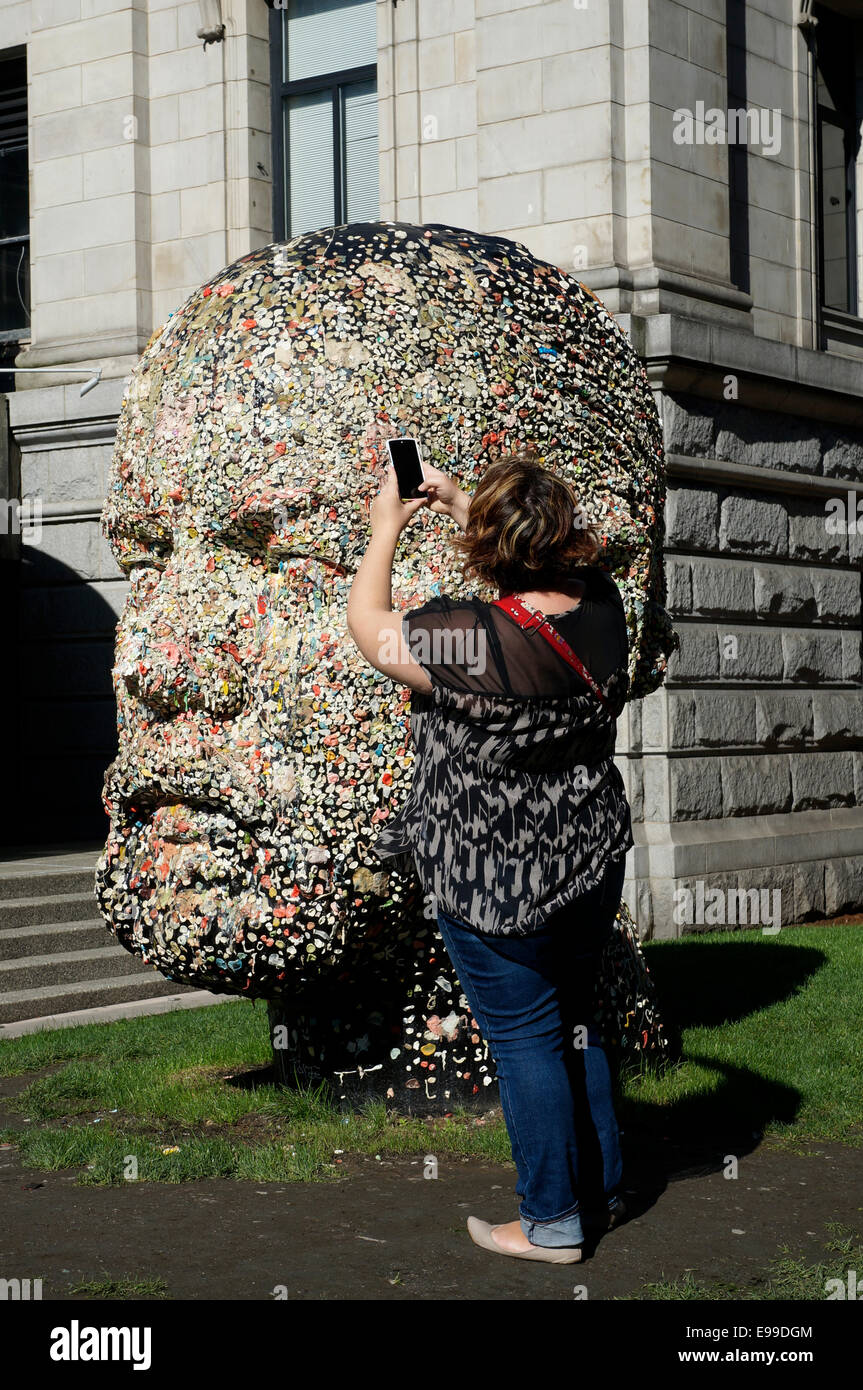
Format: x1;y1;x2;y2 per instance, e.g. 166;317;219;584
436;855;627;1248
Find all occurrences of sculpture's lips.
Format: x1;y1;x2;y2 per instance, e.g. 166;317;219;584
149;803;224;843
122;786;258;842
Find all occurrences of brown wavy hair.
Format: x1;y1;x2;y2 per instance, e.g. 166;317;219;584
450;451;601;594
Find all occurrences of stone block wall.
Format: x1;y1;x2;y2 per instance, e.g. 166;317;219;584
616;388;863;936
14;0;271;378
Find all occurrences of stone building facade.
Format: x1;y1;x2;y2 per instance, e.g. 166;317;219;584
0;0;860;934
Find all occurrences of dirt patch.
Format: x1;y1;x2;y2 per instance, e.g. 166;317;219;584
2;1121;862;1299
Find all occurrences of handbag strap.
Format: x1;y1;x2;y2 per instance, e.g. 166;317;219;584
491;595;611;709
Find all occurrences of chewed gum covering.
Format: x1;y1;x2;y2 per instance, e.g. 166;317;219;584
95;221;678;1001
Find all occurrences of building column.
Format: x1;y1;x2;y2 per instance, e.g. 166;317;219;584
16;0;151;386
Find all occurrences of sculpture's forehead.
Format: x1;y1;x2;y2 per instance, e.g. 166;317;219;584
105;222;656;548
130;222;576;407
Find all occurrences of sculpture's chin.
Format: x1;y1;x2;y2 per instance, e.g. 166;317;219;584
94;803;306;989
95;792;403;993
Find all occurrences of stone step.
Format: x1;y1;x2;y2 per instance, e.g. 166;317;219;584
0;845;102;902
0;990;238;1038
0;845;199;1026
0;972;195;1025
0;891;101;930
0;866;99;903
0;944;170;993
0;919;116;959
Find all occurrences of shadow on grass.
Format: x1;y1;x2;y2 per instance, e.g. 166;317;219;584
595;936;828;1232
222;937;826;1171
221;1063;277;1092
642;936;825;1031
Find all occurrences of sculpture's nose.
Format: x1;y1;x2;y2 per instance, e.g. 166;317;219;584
120;632;245;718
117;549;246;719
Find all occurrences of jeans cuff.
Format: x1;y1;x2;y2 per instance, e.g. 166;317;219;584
519;1204;584;1248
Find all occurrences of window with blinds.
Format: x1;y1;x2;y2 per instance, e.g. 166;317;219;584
269;0;379;240
0;47;29;341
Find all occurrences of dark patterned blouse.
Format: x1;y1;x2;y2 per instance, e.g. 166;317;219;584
371;566;634;936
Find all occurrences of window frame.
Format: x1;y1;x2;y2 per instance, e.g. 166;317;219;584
811;4;862;334
268;6;376;241
815;100;859;318
0;43;29;345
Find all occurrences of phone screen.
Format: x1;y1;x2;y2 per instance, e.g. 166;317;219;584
387;438;425;499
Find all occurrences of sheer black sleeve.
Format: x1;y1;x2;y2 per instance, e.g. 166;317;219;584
401;596;509;694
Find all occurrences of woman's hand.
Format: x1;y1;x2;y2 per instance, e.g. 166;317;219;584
416;464;471;527
369;463;429;536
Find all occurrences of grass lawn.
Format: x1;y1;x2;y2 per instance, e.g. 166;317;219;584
1;921;861;1186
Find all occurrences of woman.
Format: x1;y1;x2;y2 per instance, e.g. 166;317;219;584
346;451;633;1265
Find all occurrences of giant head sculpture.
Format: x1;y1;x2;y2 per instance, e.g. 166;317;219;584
95;222;675;1041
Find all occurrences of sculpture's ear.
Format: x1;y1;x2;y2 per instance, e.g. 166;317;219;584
628;600;680;702
598;535;640;568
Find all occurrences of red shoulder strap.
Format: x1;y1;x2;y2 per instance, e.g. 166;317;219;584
491;596;611;709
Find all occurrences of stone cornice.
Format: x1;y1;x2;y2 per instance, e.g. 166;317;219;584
620;313;863;428
664;452;859;498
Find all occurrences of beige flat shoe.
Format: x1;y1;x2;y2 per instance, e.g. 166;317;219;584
467;1216;583;1264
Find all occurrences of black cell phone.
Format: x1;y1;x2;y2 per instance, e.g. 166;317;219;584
386;437;426;500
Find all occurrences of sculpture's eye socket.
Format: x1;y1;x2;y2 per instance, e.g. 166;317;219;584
119;536;173;574
212;505;334;573
210;513;279;566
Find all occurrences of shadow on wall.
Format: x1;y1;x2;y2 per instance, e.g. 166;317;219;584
1;539;118;847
